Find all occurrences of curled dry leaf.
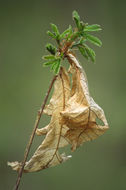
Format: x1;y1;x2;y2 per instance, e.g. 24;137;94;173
61;53;109;151
8;68;71;172
8;53;109;172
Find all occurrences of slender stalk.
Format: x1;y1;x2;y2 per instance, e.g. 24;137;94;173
14;75;57;190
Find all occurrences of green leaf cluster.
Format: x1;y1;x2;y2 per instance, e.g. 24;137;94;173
72;11;102;62
47;24;73;42
47;24;60;41
43;10;103;74
46;43;57;55
43;55;61;74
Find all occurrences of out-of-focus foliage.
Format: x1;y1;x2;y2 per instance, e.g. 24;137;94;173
0;0;126;190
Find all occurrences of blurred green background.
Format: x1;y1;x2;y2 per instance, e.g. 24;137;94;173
0;0;126;189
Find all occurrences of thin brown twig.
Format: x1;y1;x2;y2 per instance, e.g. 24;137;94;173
14;75;57;190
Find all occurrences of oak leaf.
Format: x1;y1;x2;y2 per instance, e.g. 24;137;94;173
8;53;109;172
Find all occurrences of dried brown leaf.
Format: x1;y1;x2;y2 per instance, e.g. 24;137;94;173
8;53;109;172
8;68;71;172
61;53;109;151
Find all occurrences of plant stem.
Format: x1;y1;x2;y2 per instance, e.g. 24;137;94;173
14;75;57;190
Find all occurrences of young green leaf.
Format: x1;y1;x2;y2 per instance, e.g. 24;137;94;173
79;21;85;31
84;24;102;32
71;37;86;48
85;34;102;47
43;55;55;60
78;46;88;60
54;59;61;74
60;25;73;39
47;31;56;39
66;25;73;40
72;10;80;29
51;61;57;70
85;45;96;62
79;37;87;44
51;23;60;39
46;43;57;55
43;60;55;66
